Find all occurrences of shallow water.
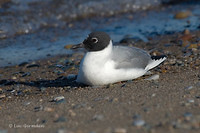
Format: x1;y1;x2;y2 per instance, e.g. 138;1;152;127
0;0;165;38
0;1;200;67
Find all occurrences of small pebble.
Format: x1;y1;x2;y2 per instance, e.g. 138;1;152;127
168;58;176;65
183;112;193;121
197;82;200;86
143;107;150;113
56;64;64;68
11;76;17;80
24;102;31;106
94;97;103;101
145;74;159;80
72;103;87;109
174;11;192;19
10;89;15;93
133;119;145;127
53;96;65;103
0;94;6;99
133;114;141;120
21;72;31;77
183;29;190;35
57;129;74;133
184;86;193;90
40;87;47;92
44;107;54;112
195;96;200;99
64;44;74;49
187;99;194;103
34;106;43;112
87;106;92;110
188;44;198;49
54;116;66;123
164;44;172;47
92;114;104;121
39;99;43;102
121;83;126;87
181;102;190;107
113;128;127;133
19;78;26;82
110;98;118;103
68;109;76;117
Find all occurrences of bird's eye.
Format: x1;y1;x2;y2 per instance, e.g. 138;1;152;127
91;37;98;43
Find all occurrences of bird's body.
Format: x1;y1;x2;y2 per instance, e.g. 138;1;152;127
72;32;166;86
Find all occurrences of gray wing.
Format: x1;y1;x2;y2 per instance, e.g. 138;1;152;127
112;46;151;69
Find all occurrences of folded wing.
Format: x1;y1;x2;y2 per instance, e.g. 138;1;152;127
112;46;151;69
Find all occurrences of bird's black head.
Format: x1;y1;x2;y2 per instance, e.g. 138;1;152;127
83;32;111;52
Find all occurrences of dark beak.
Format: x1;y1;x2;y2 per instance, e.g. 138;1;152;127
71;43;84;49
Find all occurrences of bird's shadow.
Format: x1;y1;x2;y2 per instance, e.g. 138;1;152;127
0;76;87;90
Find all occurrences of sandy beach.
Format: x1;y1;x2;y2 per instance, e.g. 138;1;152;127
0;30;200;133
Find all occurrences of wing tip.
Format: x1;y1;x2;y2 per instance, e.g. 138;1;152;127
145;55;167;70
151;55;167;61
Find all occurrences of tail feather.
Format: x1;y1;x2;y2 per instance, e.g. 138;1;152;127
145;55;166;70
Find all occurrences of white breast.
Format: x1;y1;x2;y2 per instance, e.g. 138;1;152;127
77;41;113;85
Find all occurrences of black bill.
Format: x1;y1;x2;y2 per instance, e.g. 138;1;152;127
71;43;84;49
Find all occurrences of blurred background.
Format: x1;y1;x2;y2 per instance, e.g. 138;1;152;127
0;0;199;67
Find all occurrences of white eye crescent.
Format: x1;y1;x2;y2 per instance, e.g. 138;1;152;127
91;37;98;43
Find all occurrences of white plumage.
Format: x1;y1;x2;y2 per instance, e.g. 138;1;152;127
77;41;166;85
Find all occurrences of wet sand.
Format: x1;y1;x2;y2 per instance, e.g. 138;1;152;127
0;30;200;133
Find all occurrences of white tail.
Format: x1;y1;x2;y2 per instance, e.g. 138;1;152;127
145;56;166;71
